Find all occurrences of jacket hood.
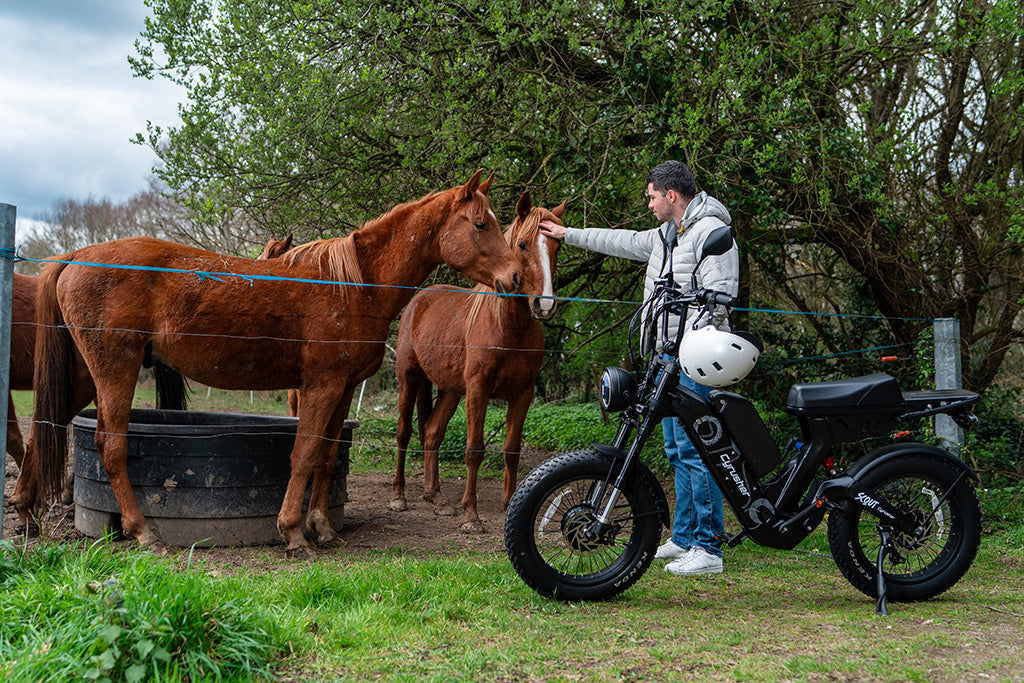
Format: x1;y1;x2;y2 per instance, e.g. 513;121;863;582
682;191;731;228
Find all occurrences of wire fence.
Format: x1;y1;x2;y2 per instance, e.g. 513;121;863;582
2;242;952;463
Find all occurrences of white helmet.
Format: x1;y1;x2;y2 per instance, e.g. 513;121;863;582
678;326;761;387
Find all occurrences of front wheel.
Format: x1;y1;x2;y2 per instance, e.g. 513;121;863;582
827;453;982;602
504;449;663;601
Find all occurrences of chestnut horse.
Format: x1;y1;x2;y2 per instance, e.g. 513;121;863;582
6;274;187;469
390;191;564;533
6;273;37;467
16;171;521;557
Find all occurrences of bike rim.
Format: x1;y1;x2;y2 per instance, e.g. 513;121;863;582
855;475;958;580
533;477;639;581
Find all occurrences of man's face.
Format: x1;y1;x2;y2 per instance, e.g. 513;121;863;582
646;183;676;223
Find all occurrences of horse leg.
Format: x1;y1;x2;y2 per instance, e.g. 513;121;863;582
304;389;354;547
10;363;95;532
390;368;425;512
277;391;338;558
421;390;461;514
287;389;299;417
10;438;37;536
501;389;534;509
6;394;25;468
92;381;162;549
459;386;490;534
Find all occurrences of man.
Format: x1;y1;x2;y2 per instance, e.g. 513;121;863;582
539;160;739;576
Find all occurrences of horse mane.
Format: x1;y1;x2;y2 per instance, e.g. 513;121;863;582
283;234;363;287
282;190;448;286
466;206;549;334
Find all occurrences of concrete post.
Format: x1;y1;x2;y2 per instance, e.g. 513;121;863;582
934;318;963;453
0;204;15;537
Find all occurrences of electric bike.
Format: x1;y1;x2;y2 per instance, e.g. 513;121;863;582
504;226;982;614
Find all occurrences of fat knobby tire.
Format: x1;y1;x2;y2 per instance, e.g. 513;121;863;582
827;452;982;602
504;449;662;601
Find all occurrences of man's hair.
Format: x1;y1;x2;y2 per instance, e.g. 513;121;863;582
646;161;696;200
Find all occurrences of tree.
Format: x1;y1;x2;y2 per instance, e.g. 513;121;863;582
132;0;1023;393
21;177;267;274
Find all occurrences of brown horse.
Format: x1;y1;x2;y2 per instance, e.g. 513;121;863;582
6;273;37;467
6;274;186;470
15;171;521;557
390;191;565;533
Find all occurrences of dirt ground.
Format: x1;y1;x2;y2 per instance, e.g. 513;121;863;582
3;446;553;567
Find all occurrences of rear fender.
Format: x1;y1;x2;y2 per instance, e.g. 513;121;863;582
815;442;978;532
592;443;671;529
846;442;979;483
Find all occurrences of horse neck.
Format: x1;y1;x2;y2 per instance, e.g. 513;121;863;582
351;204;443;315
470;287;534;337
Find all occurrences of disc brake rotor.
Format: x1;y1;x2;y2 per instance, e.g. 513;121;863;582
561;505;612;552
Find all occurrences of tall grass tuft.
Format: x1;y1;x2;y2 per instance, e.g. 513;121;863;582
0;538;286;682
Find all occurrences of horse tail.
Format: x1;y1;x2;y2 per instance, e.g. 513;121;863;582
416;378;434;450
33;261;74;501
154;360;189;410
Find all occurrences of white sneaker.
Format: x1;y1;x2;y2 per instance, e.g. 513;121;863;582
665;546;723;576
654;539;690;560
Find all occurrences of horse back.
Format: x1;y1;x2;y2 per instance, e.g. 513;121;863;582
397;283;544;398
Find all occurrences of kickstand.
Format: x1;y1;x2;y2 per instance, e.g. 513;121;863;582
875;526;893;616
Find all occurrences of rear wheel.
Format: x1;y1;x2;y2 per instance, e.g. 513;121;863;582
827;453;981;602
504;449;663;601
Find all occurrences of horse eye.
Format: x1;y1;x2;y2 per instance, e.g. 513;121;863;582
518;241;527;251
474;221;486;231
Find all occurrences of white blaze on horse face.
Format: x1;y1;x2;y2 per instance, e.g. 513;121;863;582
536;233;556;315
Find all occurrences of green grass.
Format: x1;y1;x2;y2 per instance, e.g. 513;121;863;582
0;539;286;682
7;385;1023;681
2;532;1021;682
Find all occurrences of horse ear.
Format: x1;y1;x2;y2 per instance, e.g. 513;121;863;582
458;169;485;202
479;172;495;196
516;191;532;220
282;233;294;251
551;199;568;219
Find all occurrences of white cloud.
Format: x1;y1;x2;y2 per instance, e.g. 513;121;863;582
0;4;185;232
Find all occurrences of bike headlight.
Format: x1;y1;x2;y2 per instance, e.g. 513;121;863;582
598;367;638;413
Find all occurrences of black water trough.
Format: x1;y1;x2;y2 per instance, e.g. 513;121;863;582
72;409;354;547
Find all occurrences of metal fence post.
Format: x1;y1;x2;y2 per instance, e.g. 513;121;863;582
934;318;963;453
0;203;15;537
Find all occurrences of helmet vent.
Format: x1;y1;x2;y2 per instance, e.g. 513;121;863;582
712;362;723;371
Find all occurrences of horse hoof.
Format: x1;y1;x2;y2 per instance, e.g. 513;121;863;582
286;544;315;560
15;522;39;538
388;498;408;512
315;533;347;549
460;520;486;534
434;505;457;517
145;541;171;557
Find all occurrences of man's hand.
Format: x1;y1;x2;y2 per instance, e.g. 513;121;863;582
539;219;566;240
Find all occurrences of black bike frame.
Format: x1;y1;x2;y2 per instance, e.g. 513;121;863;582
592;350;921;552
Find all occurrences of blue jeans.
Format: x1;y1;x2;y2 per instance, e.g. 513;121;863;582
661;371;724;557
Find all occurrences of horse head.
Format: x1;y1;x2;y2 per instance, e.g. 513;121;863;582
257;233;294;260
510;191;565;321
441;170;522;295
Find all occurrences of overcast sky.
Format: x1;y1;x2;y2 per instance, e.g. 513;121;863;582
1;1;185;234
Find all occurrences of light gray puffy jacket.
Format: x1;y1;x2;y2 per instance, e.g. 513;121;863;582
564;191;740;351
